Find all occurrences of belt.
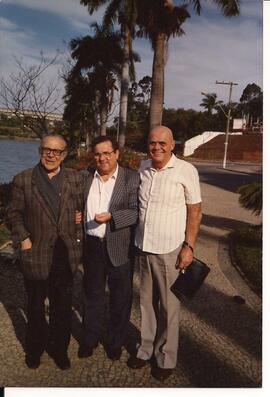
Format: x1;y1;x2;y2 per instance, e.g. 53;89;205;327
86;235;106;243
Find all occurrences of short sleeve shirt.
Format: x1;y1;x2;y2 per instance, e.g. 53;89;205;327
135;154;201;254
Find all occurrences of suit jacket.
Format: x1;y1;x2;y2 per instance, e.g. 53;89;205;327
6;166;84;280
83;165;140;267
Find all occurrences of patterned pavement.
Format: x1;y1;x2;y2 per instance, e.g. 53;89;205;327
0;164;262;389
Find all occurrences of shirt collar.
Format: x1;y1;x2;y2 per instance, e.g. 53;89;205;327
94;163;119;180
150;153;177;171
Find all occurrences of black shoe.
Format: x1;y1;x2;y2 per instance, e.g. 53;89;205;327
127;356;148;369
78;342;98;359
105;347;122;361
151;366;173;381
25;355;40;369
53;353;71;370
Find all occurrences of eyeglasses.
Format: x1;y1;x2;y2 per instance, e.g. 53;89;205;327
93;150;115;159
40;147;66;157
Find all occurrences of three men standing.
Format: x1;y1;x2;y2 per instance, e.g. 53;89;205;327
78;136;140;361
128;126;202;381
7;134;84;370
7;127;201;381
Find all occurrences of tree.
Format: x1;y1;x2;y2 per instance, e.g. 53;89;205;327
136;0;189;130
0;53;63;138
239;83;263;126
136;0;240;130
63;73;98;149
200;92;224;115
68;24;123;136
80;0;140;148
124;75;152;148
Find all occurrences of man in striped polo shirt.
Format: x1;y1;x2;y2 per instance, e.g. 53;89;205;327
128;125;202;381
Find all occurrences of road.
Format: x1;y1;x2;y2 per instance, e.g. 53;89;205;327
192;161;262;193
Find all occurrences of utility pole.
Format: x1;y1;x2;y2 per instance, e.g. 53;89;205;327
215;80;238;168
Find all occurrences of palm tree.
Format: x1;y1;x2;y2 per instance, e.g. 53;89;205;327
136;0;189;130
136;0;240;130
237;182;262;216
69;23;123;135
80;0;140;148
200;92;224;115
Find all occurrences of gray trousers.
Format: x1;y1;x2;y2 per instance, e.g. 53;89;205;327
136;247;181;369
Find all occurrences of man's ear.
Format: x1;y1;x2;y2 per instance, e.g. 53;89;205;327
62;150;68;161
171;140;176;151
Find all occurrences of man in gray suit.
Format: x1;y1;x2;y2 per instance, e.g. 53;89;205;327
78;135;140;361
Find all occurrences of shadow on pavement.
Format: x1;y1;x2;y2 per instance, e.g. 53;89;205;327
201;213;259;231
0;258;27;349
0;257;85;352
178;329;261;387
180;282;262;361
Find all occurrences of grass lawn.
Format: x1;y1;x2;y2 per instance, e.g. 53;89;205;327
230;224;262;295
0;225;11;247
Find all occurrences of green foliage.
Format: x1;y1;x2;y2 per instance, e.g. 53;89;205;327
162;108;215;140
0;183;12;224
73;147;145;171
239;83;263;122
136;1;190;45
231;225;262;294
237;182;262;216
200;92;224;115
64;23;124;137
0;225;11;247
0;114;21;127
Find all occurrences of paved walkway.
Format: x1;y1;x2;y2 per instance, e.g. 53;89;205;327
0;164;262;388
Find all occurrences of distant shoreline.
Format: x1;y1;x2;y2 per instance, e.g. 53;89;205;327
0;135;40;142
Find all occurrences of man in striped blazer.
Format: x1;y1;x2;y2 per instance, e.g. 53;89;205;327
7;134;84;370
78;135;140;361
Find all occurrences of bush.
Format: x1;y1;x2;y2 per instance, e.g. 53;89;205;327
0;182;12;224
0;225;11;247
230;224;262;294
72;147;146;171
237;182;262;216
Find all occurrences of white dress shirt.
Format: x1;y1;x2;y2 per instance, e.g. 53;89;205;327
86;165;118;238
135;154;201;254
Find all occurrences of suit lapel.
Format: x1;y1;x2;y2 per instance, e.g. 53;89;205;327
83;171;94;224
58;170;72;224
109;166;125;210
84;171;94;203
31;177;57;225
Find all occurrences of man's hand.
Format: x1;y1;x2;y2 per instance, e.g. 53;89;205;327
75;210;82;224
94;212;112;224
176;246;193;270
21;237;32;251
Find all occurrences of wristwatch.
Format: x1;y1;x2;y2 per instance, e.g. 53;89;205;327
182;241;194;253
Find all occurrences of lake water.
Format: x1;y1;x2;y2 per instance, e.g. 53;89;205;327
0;139;40;183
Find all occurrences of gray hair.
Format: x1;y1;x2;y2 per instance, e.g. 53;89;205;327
41;134;67;149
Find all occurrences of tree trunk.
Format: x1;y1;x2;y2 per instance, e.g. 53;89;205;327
86;131;92;149
149;33;166;131
118;24;131;148
100;107;107;135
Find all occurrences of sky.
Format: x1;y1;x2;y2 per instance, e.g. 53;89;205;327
0;0;263;114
